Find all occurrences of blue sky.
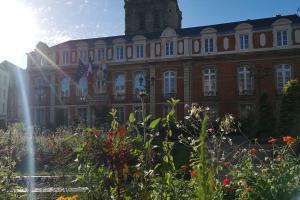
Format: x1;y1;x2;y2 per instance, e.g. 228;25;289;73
0;0;299;68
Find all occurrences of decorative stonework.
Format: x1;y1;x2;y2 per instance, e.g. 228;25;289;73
155;43;161;57
127;46;133;59
223;37;229;50
107;48;113;60
193;39;200;54
177;40;184;55
260;33;266;47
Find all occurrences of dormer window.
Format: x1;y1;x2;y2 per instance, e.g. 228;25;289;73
239;34;249;49
79;49;88;62
166;40;174;56
204;38;214;53
116;46;124;60
136;44;144;58
62;51;69;65
97;48;105;61
277;30;288;47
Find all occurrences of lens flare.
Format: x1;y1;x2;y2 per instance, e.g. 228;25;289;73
0;0;38;68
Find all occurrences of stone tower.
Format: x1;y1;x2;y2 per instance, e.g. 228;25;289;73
124;0;182;35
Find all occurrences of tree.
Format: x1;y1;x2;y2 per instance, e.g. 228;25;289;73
257;93;276;138
279;79;300;136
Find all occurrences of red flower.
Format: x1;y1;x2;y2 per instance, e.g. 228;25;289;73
283;136;296;144
268;137;277;144
248;148;257;154
245;187;253;193
117;127;126;138
223;178;231;186
189;169;197;177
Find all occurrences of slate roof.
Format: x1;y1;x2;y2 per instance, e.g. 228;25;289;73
53;14;300;48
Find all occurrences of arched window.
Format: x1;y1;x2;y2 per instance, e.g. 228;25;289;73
77;76;88;96
163;71;176;98
134;72;146;94
114;73;125;97
60;77;70;97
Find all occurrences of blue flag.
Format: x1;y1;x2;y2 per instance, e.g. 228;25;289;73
75;59;86;82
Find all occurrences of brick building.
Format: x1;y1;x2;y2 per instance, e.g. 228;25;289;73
27;0;300;128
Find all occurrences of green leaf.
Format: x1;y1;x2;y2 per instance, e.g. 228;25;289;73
129;113;135;123
149;118;161;129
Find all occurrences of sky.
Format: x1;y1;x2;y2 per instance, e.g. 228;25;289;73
0;0;299;69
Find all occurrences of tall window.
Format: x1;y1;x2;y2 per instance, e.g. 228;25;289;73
239;104;255;119
166;41;174;56
77;77;88;97
276;64;292;92
60;77;70;97
136;44;144;58
238;66;254;95
97;48;105;61
79;49;88;62
134;72;146;94
115;73;125;97
62;51;69;64
239;34;249;49
164;71;176;98
205;38;214;53
34;78;45;103
277;30;288;46
203;68;217;96
116;46;124;60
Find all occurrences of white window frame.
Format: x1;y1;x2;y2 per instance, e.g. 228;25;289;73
163;71;176;98
238;65;254;96
62;51;69;65
276;30;288;47
203;68;217;96
136;44;144;59
165;40;174;56
204;37;214;53
116;46;124;60
97;47;105;61
239;34;249;50
276;64;292;93
114;73;126;97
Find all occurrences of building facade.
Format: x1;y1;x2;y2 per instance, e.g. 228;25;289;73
0;63;10;127
27;0;300;128
0;61;26;127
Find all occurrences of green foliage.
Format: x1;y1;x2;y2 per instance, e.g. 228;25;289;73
279;79;300;136
257;93;276;138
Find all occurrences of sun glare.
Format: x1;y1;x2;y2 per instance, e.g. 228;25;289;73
0;0;38;68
